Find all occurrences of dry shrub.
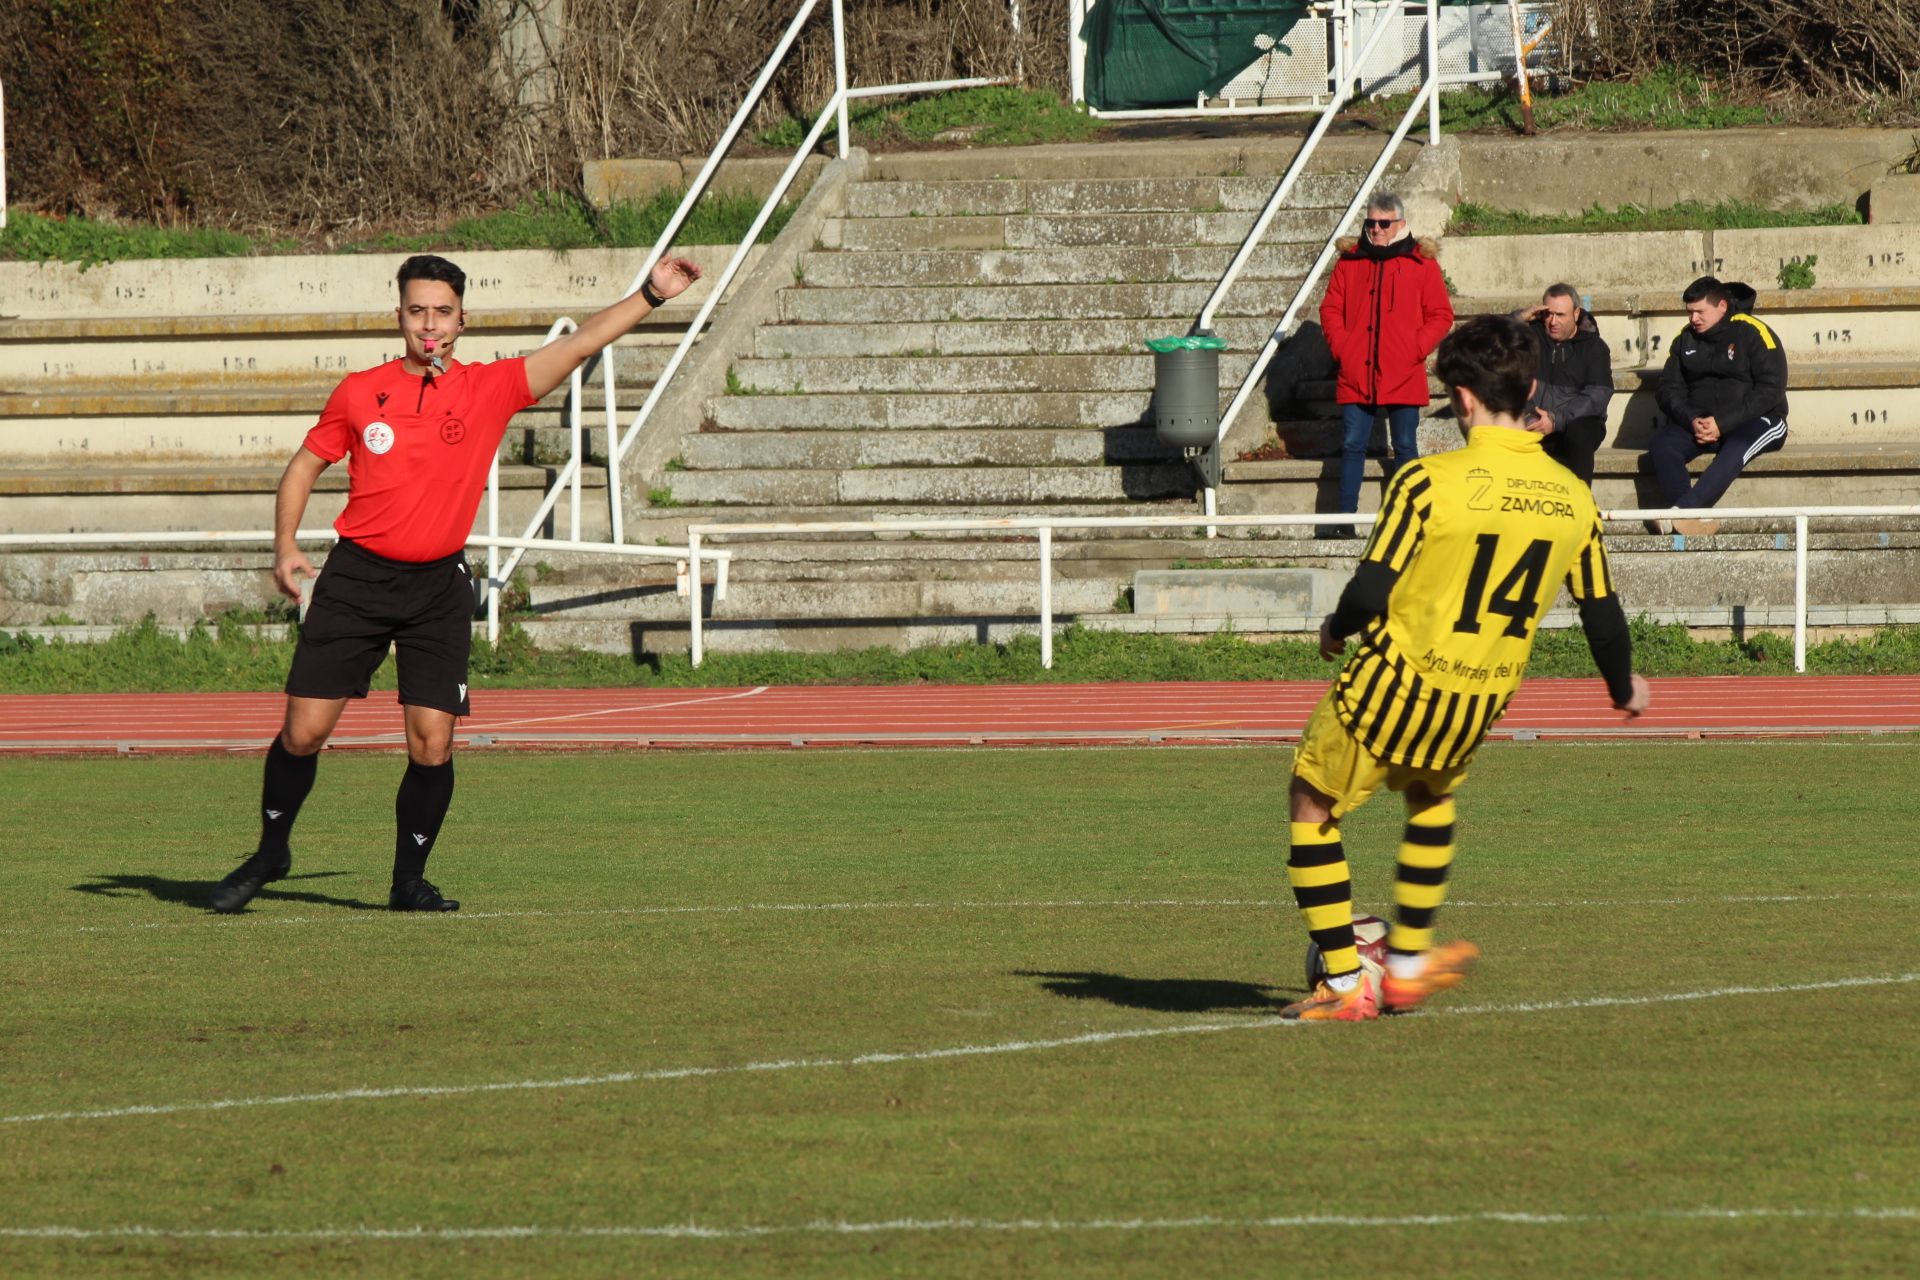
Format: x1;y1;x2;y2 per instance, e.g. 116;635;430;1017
0;0;1057;231
1564;0;1920;102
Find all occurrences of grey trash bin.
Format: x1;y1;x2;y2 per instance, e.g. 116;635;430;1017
1148;334;1227;449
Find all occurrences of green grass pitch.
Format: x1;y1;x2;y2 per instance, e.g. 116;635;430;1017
3;742;1916;1277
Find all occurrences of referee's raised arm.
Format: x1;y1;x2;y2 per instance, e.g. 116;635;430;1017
522;257;705;401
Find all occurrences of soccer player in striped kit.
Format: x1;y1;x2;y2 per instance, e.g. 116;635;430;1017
1281;314;1651;1021
210;252;701;914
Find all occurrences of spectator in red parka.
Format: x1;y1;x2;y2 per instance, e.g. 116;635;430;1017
1317;191;1454;537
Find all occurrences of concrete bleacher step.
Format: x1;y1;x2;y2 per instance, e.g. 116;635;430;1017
727;352;1254;396
0;373;653;466
751;316;1281;360
796;244;1317;289
1452;288;1920;370
1223;443;1920;516
0;314;686;388
842;174;1360;218
0;463;610;538
665;463;1194;507
705;390;1153;432
678;427;1174;471
0;247;748;322
824;208;1344;252
777;280;1309;324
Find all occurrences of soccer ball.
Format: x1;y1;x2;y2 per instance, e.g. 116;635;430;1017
1304;914;1389;989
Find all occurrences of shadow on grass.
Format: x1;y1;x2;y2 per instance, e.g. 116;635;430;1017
70;869;384;913
1016;970;1296;1012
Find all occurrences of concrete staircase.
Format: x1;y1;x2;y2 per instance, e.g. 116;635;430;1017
512;141;1425;651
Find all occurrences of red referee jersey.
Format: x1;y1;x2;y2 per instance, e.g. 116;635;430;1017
304;357;536;562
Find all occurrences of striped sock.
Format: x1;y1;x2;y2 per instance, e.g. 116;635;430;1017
1289;820;1358;979
1389;797;1458;961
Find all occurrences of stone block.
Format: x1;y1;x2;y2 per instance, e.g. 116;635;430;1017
581;158;685;208
1870;173;1920;224
1132;568;1343;618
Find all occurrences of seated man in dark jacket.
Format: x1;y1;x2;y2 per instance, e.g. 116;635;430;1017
1513;282;1612;484
1645;277;1788;535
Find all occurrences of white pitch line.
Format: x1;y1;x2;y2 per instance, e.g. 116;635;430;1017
472;685;769;733
7;889;1908;939
3;972;1914;1128
2;1205;1915;1244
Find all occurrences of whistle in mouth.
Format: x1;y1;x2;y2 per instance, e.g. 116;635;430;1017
423;339;445;372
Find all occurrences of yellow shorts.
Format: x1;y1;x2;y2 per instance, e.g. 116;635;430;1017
1291;689;1467;820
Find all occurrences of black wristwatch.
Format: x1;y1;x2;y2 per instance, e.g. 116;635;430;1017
639;277;667;308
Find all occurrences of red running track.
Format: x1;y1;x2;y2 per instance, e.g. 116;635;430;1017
1;676;1917;753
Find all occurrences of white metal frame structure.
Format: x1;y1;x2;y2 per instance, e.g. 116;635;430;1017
476;0;1016;629
1068;0;1548;118
1;77;8;231
683;506;1920;675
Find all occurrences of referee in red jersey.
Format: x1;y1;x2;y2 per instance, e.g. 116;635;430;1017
211;252;702;913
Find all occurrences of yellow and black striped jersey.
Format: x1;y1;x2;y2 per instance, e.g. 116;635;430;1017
1333;426;1617;769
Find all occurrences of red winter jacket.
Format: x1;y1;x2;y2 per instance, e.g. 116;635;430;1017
1318;236;1454;406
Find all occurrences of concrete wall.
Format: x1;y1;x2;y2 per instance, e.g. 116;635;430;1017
1455;129;1915;216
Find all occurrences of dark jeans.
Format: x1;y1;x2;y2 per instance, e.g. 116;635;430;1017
1338;403;1422;515
1540;415;1607;485
1646;414;1788;510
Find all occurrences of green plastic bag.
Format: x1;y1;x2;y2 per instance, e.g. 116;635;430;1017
1146;334;1229;353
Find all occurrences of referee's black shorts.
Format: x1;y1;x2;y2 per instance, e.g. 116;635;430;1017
286;538;476;716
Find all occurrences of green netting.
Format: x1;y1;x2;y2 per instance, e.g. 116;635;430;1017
1083;0;1310;111
1146;334;1229;352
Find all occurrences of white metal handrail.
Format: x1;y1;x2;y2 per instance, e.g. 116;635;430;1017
603;6;1012;492
684;505;1920;674
483;315;624;642
1194;2;1409;334
1;77;8;231
1192;0;1442;529
1203;70;1440;532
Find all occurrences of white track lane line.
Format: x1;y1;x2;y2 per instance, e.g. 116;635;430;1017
10;890;1902;937
4;972;1913;1128
8;890;1909;939
2;1205;1916;1243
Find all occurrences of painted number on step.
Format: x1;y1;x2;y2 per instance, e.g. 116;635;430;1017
297;281;329;295
1864;252;1907;268
128;359;167;373
1808;329;1853;346
313;354;350;371
1850;409;1890;425
1689;258;1723;275
113;285;147;302
222;356;257;371
1620;334;1666;357
568;275;599;290
41;361;76;375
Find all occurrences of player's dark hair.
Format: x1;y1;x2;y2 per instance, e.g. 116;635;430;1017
1682;275;1730;308
1542;281;1580;307
1434;314;1536;418
397;254;467;300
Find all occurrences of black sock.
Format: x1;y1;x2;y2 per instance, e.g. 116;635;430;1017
393;758;455;884
259;736;318;859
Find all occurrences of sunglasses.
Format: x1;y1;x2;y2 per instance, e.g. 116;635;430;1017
1364;218;1401;229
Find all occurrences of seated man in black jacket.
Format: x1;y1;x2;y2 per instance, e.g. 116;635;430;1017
1645;277;1788;536
1514;282;1612;484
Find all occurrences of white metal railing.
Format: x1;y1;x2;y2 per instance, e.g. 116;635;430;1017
683;506;1920;674
0;529;730;649
1;76;8;231
1188;1;1441;530
1193;3;1410;335
473;0;1016;628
